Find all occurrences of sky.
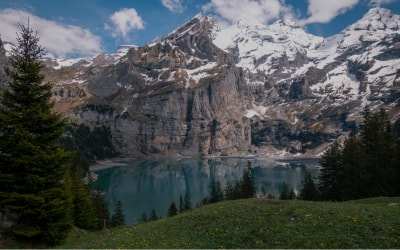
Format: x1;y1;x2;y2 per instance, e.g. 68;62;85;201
0;0;399;58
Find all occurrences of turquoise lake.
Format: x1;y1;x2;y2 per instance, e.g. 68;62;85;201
92;157;320;225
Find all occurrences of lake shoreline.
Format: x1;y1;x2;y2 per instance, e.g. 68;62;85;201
89;155;321;172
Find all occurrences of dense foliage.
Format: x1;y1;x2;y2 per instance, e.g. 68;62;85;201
0;24;73;245
319;106;400;201
61;122;119;165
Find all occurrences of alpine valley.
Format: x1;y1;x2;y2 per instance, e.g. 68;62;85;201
1;7;400;158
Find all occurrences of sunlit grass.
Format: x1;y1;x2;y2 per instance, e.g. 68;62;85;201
4;197;398;248
75;197;400;249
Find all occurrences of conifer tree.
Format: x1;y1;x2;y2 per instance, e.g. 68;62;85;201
279;182;290;200
179;194;183;213
209;179;224;203
167;202;178;217
318;143;343;201
149;209;158;221
0;23;73;245
110;200;125;227
91;185;110;230
71;176;97;230
139;212;148;223
239;162;256;198
299;171;319;200
183;192;192;212
224;181;240;200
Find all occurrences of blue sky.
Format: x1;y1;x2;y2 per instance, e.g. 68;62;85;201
0;0;399;58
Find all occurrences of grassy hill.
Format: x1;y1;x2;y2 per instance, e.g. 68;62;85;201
2;197;400;248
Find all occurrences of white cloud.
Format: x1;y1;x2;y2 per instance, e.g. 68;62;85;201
300;0;359;24
0;8;102;58
161;0;185;13
369;0;396;6
202;0;291;26
106;8;145;41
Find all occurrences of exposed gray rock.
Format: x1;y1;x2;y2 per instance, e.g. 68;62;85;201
19;8;400;157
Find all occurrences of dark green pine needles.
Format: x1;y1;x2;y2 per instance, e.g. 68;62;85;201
0;23;73;245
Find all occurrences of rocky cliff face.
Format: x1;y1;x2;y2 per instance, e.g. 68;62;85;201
51;15;251;157
2;8;399;158
213;7;400;156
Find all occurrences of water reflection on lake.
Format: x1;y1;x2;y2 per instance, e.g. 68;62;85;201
92;157;320;225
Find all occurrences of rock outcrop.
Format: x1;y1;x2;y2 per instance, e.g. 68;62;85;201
1;8;399;158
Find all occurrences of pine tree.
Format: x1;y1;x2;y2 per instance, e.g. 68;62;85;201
239;162;256;198
167;202;178;217
299;171;319;200
279;182;290;200
71;176;97;230
179;194;183;213
209;179;223;203
91;185;110;230
139;212;148;223
110;200;125;227
318;143;343;201
0;23;73;245
288;188;296;200
149;209;158;221
183;192;192;212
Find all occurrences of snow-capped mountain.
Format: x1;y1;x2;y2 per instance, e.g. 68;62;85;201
213;17;323;74
1;8;399;158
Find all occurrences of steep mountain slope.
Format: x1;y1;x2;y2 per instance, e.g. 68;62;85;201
1;8;399;157
211;7;400;156
49;14;252;157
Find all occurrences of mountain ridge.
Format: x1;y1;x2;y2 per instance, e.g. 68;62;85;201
1;7;399;158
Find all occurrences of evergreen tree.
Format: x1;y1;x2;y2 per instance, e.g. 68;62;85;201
0;23;73;245
224;181;240;200
167;202;178;217
179;194;183;213
209;179;224;203
279;182;290;200
360;108;394;196
110;200;125;227
91;185;110;230
150;209;158;221
339;134;368;200
183;192;192;212
139;212;148;223
299;171;319;200
318;143;343;201
71;176;97;230
239;162;256;198
288;188;296;200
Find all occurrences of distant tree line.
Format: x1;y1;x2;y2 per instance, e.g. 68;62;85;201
279;106;400;202
199;162;256;205
318;106;400;201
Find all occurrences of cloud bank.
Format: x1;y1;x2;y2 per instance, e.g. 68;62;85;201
300;0;359;24
0;8;102;58
161;0;185;13
106;8;145;41
202;0;293;26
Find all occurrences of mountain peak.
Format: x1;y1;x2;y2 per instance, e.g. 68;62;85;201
349;7;399;32
163;13;214;42
363;7;394;19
